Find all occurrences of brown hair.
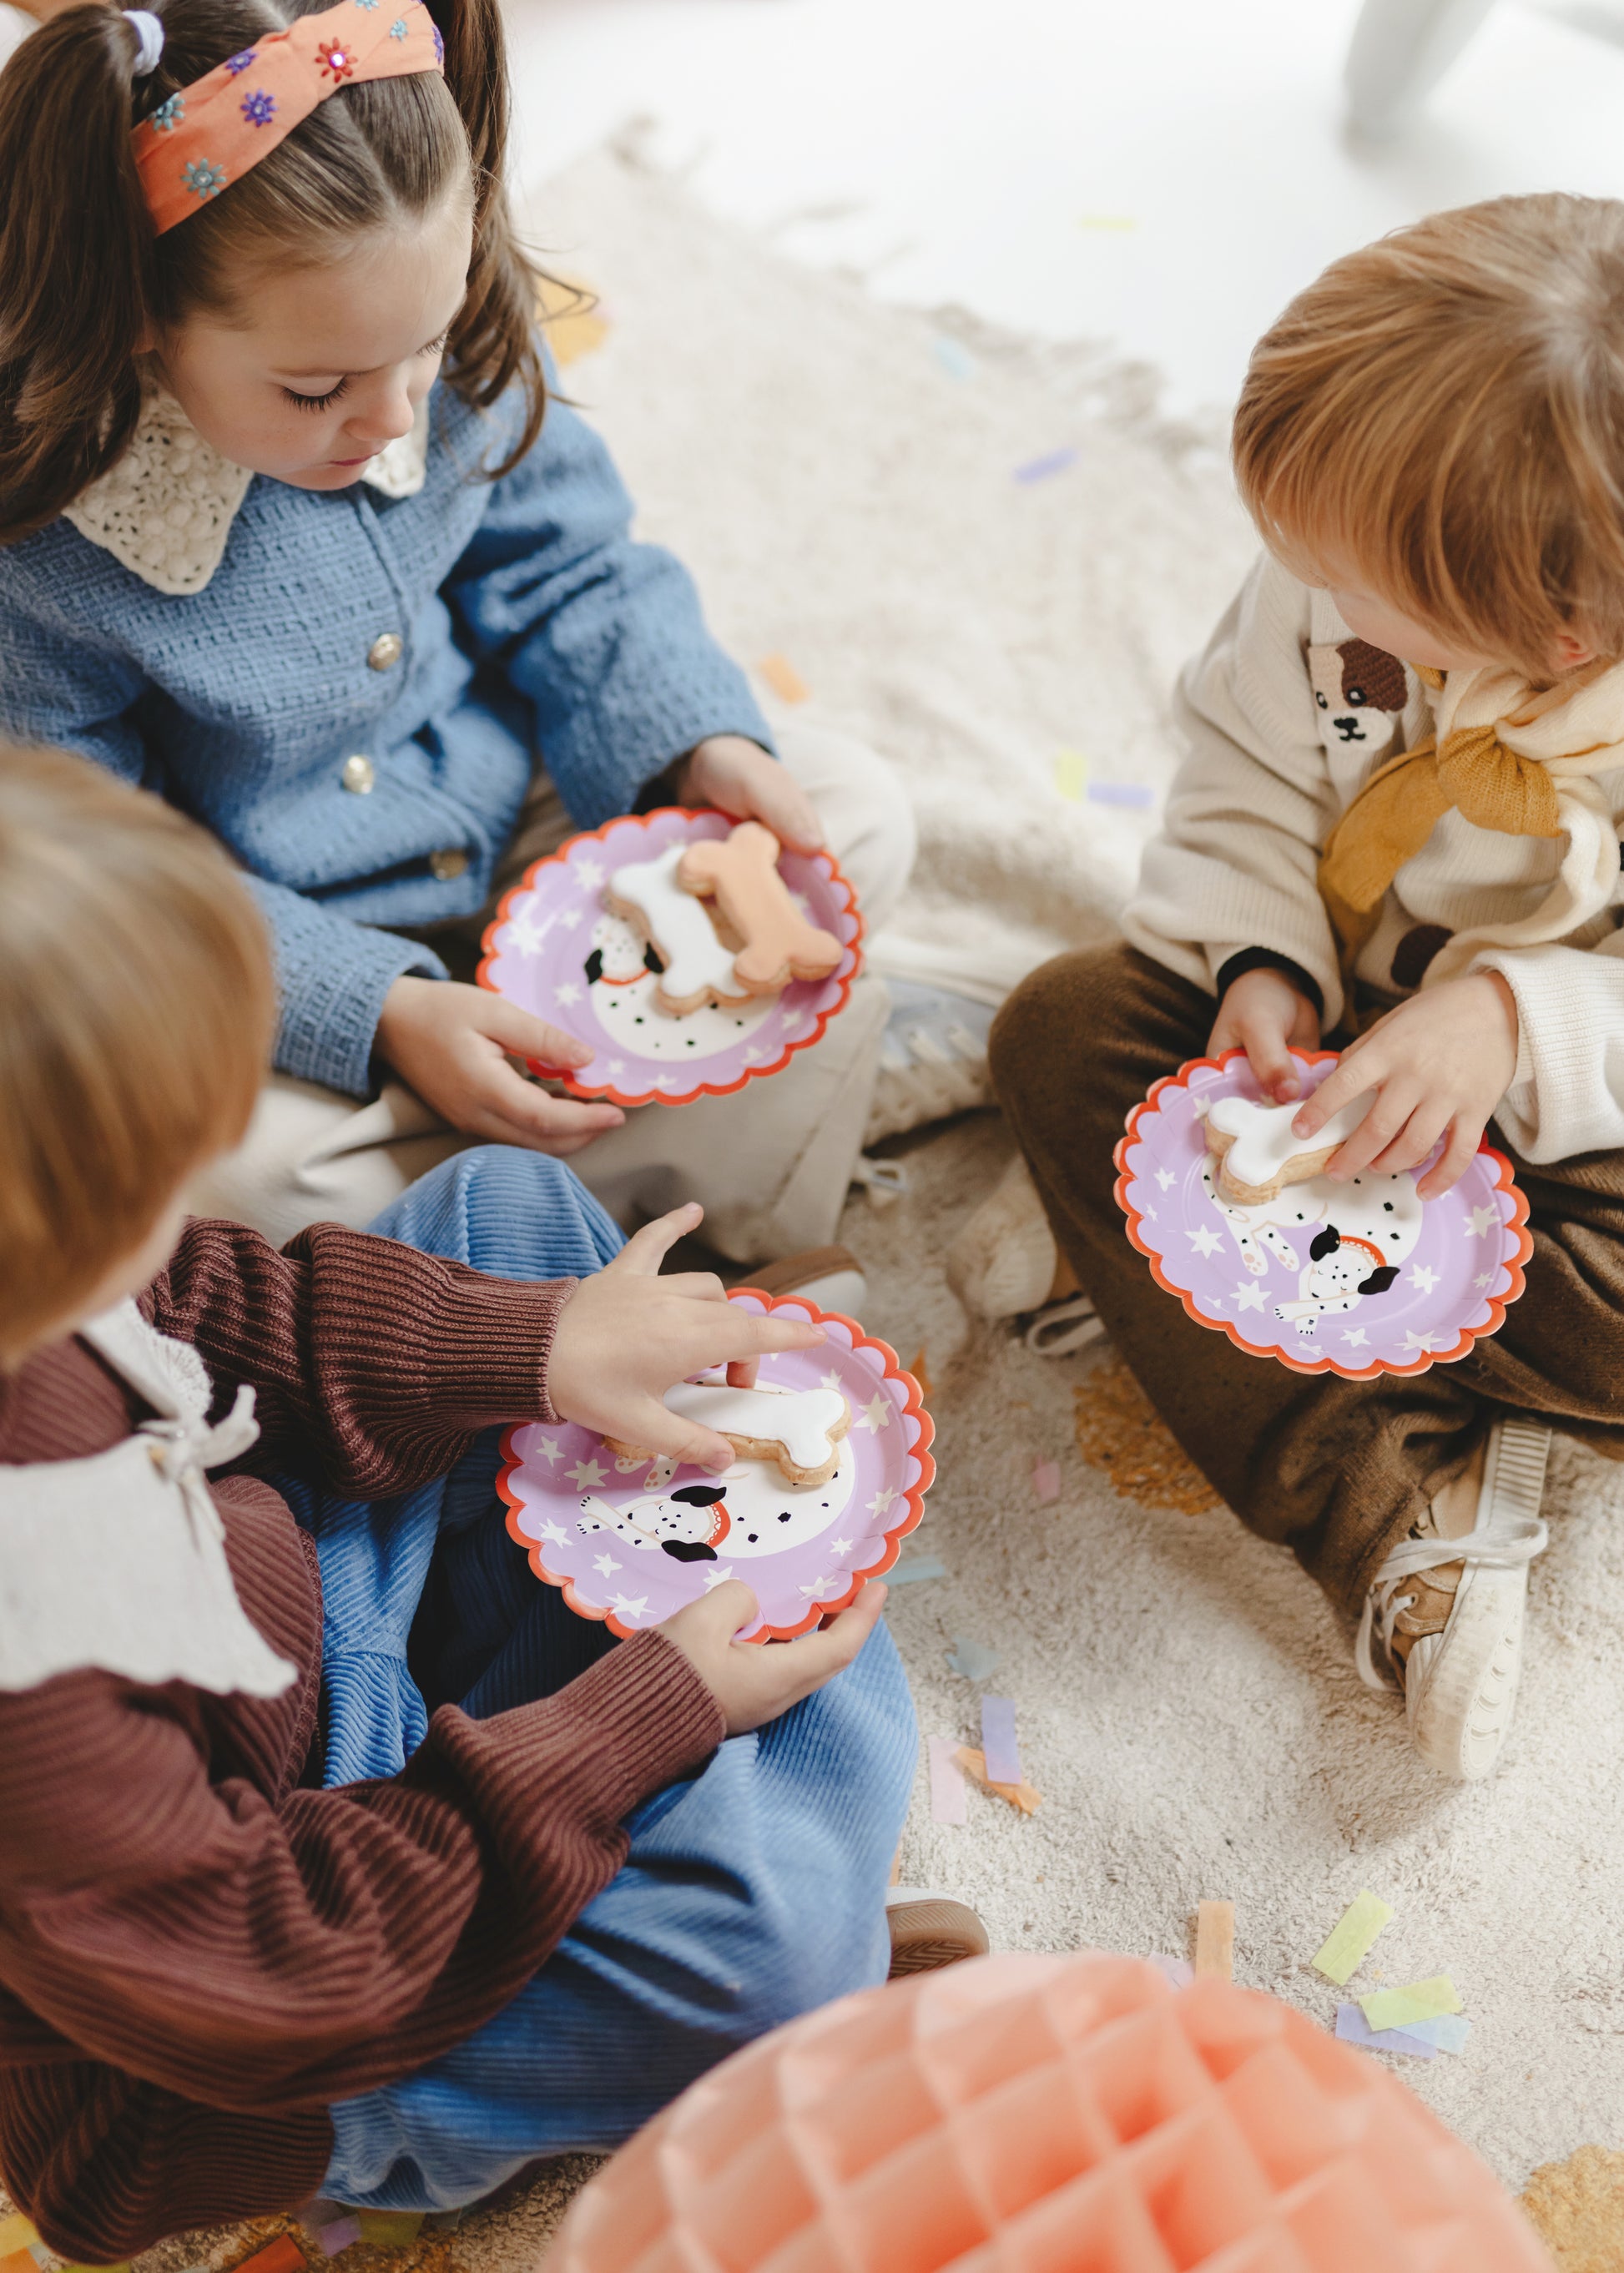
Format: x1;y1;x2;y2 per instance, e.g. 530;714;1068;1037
0;0;548;546
0;745;274;1363
1233;194;1624;684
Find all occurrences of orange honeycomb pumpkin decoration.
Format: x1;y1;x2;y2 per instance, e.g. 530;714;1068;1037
544;1952;1552;2273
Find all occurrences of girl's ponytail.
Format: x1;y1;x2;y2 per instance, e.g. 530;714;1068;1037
431;0;547;471
0;6;158;544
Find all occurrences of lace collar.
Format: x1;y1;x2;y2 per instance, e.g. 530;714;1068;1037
63;386;430;597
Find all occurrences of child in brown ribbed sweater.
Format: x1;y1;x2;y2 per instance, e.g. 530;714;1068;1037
0;750;933;2255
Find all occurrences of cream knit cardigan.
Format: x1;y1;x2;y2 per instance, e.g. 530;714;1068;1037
1124;553;1624;1165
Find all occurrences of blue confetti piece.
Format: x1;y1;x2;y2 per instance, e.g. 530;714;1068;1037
1335;2003;1437;2059
1405;2013;1473;2054
1013;446;1077;485
932;335;976;381
981;1695;1022;1783
946;1635;1001;1681
887;1555;947;1585
1086;780;1155;809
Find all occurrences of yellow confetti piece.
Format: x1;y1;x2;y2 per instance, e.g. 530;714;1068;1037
758;653;810;705
1195;1899;1234;1981
906;1345;934;1401
1077;214;1138;231
1312;1889;1394;1987
0;2225;36;2260
956;1745;1041;1816
534;273;610;368
356;2211;425;2247
1053;748;1087;801
1359;1975;1462;2032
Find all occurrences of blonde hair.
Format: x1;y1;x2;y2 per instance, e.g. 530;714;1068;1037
1233;194;1624;684
0;748;273;1363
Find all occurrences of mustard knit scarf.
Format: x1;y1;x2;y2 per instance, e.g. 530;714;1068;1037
1317;656;1624;994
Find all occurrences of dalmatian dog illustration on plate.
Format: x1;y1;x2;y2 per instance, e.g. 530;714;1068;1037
1197;1091;1424;1339
580;906;778;1062
1306;638;1409;760
577;1390;858;1565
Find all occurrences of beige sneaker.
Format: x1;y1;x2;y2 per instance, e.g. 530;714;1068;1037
946;1155;1104;1354
734;1244;867;1319
1356;1417;1551;1782
885;1887;991;1978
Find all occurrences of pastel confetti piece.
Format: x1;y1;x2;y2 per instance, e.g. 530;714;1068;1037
758;653;810;704
311;2220;361;2258
1053;748;1087;801
233;2240;305;2273
929;1733;968;1824
1013;446;1077;485
1359;1975;1463;2032
907;1344;935;1401
1336;2003;1436;2060
956;1745;1042;1814
28;2248;53;2270
1031;1456;1062;1504
534;274;611;366
886;1555;947;1584
1147;1953;1194;1988
932;335;976;381
1405;2013;1473;2054
1194;1900;1234;1981
981;1694;1022;1784
945;1635;1001;1681
0;2224;36;2259
0;2252;36;2273
1312;1889;1395;1986
1086;780;1154;808
356;2213;425;2247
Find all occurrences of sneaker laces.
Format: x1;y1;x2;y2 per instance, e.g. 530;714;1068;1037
1025;1293;1106;1358
1354;1512;1549;1693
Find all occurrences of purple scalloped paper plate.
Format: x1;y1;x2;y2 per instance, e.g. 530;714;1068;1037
499;1291;935;1642
477;807;863;1109
1114;1049;1532;1378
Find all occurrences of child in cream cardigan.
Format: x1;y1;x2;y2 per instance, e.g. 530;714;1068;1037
956;192;1624;1782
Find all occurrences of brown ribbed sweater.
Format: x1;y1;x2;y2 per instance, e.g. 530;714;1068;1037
0;1220;725;2263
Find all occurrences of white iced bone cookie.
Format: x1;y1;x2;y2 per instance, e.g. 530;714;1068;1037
604;843;748;1017
1206;1088;1374;1204
606;1383;852;1489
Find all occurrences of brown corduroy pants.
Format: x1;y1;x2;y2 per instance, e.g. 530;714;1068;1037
990;943;1624;1618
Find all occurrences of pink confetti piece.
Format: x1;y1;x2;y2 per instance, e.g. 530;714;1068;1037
1031;1457;1061;1504
1147;1953;1194;1989
1086;780;1154;808
928;1734;968;1825
981;1695;1022;1785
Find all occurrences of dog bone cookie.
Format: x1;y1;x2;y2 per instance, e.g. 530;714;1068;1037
604;842;751;1016
1206;1089;1374;1206
676;822;845;996
605;1383;851;1489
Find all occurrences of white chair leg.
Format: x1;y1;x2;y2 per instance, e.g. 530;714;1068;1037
1344;0;1499;139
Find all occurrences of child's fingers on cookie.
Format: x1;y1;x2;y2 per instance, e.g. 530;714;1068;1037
617;1393;737;1473
1323;1078;1424;1178
1361;1098;1453;1180
1235;1015;1304;1103
744;768;824;854
1291;1051;1382;1141
711;1309;828;1363
1417;1116;1483;1200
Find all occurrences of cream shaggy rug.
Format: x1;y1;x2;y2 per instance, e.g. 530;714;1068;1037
11;134;1619;2273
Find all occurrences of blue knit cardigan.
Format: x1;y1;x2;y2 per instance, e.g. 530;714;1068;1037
0;378;770;1096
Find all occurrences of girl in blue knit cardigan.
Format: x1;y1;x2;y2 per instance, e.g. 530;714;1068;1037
0;0;914;1262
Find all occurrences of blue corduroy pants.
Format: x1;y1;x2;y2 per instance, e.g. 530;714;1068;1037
290;1149;917;2210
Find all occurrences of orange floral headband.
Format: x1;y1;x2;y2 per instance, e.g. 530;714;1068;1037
131;0;445;236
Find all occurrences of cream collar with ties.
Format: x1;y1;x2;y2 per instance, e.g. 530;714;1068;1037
0;1299;297;1698
63;384;430;597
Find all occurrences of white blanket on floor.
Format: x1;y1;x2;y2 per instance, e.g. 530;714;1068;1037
520;143;1257;1003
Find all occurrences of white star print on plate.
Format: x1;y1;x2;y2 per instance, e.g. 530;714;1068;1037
568;1457;606;1489
700;1565;735;1590
1403;1331;1436;1352
591;1552;622;1576
856;1394;892;1434
1473;1269;1499;1292
533;1434;562;1466
1155;1167;1177;1191
1407;1263;1439;1293
1465;1203;1500;1237
537;1519;567;1545
1343;1328;1369;1347
1231;1280;1264;1313
574;859;604;890
1187;1225;1224;1258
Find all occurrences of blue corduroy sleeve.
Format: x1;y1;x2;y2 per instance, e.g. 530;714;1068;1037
251;879;447;1098
443;394;774;827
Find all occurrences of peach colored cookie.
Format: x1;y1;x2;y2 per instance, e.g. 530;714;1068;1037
676;821;845;997
605;1382;851;1489
603;842;753;1016
1206;1090;1374;1206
